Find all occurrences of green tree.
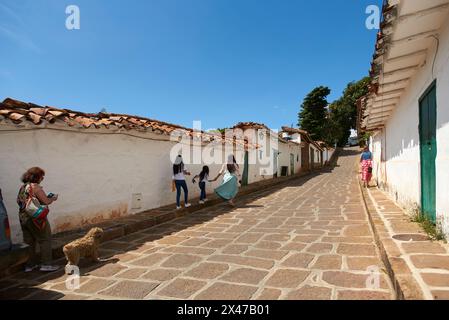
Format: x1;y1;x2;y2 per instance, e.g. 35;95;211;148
322;110;339;146
215;128;228;134
328;77;370;146
297;86;331;141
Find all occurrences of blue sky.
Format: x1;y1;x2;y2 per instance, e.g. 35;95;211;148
0;0;382;130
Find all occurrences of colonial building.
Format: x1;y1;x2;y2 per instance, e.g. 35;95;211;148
280;127;332;172
358;0;449;235
317;141;335;166
232;122;301;179
0;98;256;242
1;100;322;242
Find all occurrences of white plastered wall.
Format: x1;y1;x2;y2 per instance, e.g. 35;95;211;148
0;126;265;242
369;17;449;236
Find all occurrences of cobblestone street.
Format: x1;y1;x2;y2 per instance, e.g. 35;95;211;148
0;149;395;300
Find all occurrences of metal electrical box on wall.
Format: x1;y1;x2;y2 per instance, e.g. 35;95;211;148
131;193;142;209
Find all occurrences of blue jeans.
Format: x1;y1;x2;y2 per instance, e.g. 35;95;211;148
175;180;188;207
199;181;206;201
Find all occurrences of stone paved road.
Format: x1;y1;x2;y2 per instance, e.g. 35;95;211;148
0;149;394;300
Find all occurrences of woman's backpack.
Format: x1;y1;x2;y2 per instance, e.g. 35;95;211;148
19;184;49;229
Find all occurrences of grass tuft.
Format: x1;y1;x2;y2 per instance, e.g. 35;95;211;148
410;207;446;242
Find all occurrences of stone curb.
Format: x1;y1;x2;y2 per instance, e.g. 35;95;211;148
357;178;425;300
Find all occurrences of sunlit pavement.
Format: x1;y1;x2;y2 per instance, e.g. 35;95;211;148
0;149;394;300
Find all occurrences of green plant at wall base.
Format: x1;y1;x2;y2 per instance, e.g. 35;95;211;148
410;208;446;241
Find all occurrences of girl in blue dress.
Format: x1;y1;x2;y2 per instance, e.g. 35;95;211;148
213;155;240;207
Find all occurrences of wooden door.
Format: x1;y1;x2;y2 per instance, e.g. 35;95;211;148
419;81;437;222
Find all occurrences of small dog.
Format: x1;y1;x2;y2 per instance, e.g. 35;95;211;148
63;227;104;273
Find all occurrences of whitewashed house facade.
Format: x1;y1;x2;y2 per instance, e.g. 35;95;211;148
232;122;301;178
0;100;265;242
0;99;335;243
280;127;332;172
359;0;449;235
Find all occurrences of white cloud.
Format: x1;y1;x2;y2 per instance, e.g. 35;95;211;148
0;25;41;53
0;2;41;53
0;2;25;26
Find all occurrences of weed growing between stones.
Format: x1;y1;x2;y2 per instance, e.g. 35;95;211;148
410;205;446;242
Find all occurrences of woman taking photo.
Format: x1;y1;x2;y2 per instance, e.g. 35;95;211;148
213;155;240;207
17;167;59;272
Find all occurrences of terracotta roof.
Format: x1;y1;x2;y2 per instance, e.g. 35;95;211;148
280;126;325;150
278;132;300;145
0;98;260;149
232;122;289;143
316;141;333;149
0;98;192;135
233;122;270;130
281;126;313;143
281;126;309;136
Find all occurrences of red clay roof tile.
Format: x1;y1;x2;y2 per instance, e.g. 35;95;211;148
0;97;258;149
0;97;191;134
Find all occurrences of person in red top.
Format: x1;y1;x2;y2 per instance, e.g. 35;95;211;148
360;147;373;188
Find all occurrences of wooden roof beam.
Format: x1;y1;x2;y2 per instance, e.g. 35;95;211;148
367;119;386;126
391;30;439;46
377;88;405;95
369;108;394;115
367;103;396;111
369;113;392;121
382;65;420;78
370;98;399;106
386;49;428;64
397;3;449;24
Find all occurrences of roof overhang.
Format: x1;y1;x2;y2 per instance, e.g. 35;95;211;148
361;0;449;131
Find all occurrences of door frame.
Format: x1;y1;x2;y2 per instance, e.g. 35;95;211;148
290;153;295;175
418;80;437;222
272;148;278;178
242;151;249;186
301;143;309;172
310;147;314;169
